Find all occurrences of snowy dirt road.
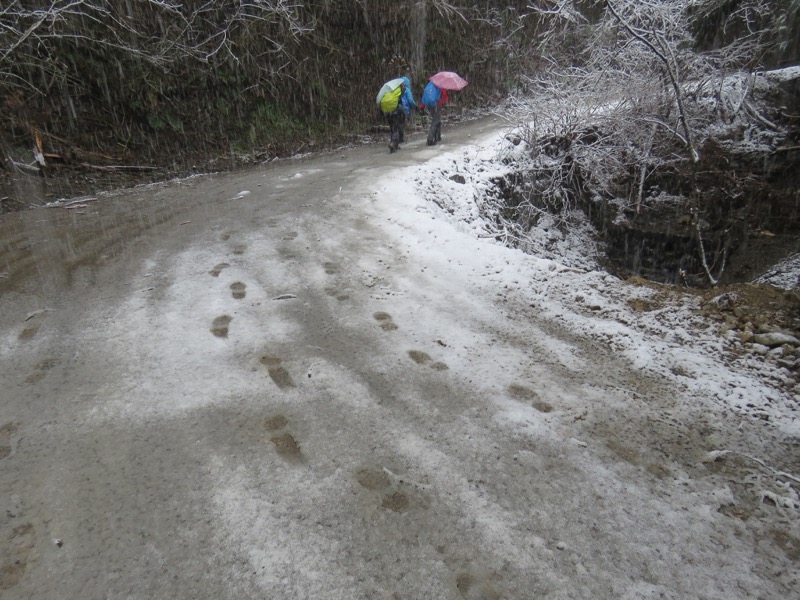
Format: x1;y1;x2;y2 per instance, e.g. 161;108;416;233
1;117;799;599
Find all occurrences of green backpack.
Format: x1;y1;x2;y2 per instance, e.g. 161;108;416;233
380;87;402;114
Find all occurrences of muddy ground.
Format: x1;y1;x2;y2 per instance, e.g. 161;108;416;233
1;116;799;599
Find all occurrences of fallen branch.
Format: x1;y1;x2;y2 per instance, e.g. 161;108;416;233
36;130;116;162
64;197;97;207
9;160;40;174
744;100;779;130
77;162;157;172
46;197;98;208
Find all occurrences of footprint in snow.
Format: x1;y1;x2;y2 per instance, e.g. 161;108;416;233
264;414;303;463
373;312;398;331
209;262;230;277
508;384;552;413
260;355;296;389
211;315;232;338
408;350;448;371
325;287;350;302
230;282;246;299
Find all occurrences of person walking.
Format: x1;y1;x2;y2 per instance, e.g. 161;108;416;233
420;80;449;146
379;76;419;153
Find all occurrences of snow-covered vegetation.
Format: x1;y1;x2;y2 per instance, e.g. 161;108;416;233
491;1;800;287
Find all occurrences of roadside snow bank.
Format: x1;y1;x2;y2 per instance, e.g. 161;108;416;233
369;129;800;436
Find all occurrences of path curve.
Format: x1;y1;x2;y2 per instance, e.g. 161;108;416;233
1;117;797;599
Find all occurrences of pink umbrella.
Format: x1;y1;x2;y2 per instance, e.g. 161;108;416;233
429;71;468;91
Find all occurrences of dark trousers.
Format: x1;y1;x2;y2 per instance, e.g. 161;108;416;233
388;110;406;151
427;104;442;146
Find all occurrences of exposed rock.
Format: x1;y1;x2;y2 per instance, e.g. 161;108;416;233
449;173;466;184
752;332;800;347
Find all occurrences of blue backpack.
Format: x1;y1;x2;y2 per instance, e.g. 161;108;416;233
422;82;441;109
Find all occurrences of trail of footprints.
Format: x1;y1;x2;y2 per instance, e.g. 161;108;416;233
208;232;298;391
208;240;454;379
205;243;456;426
203;247;511;598
209;246;453;372
14;231;505;596
208;233;247;338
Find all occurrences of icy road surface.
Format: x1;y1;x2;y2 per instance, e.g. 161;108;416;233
1;117;798;599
